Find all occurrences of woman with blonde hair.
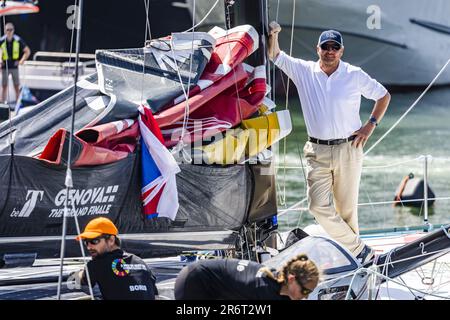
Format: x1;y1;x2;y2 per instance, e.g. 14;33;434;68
175;254;320;300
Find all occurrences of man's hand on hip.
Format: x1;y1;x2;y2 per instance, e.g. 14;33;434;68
352;123;376;148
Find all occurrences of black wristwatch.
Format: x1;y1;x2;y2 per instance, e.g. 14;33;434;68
369;116;378;127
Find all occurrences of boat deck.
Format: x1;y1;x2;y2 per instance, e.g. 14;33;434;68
0;256;186;300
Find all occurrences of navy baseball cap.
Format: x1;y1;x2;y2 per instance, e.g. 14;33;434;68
318;30;344;46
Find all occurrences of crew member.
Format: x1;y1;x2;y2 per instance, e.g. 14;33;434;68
73;217;158;300
175;254;320;300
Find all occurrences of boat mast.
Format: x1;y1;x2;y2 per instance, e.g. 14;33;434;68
225;0;269;69
225;0;279;254
56;0;85;300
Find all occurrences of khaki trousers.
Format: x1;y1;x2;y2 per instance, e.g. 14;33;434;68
303;140;365;255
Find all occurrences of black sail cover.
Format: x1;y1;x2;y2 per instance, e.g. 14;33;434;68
96;32;216;113
0;73;140;157
0;28;279;259
0;154;251;258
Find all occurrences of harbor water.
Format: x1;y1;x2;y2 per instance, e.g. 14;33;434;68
276;86;450;232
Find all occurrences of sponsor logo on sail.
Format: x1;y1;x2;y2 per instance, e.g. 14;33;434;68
11;185;120;218
48;185;120;218
10;190;44;218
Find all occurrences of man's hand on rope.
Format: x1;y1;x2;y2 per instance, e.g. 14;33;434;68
269;21;281;36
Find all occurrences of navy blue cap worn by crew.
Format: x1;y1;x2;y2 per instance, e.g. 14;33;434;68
318;30;344;46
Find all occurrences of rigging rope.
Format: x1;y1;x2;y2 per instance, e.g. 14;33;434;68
2;14;13;149
182;0;220;33
140;0;152;105
347;265;450;300
178;0;196;155
270;0;280;102
57;0;94;300
280;0;296;208
169;0;196;164
274;154;426;170
314;247;450;300
364;58;450;156
224;2;244;123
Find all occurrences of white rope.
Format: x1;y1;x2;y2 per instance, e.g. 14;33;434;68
374;248;450;271
224;4;243;122
274;155;426;170
284;0;296;109
352;266;450;300
50;0;95;300
362;155;425;169
140;0;152;104
270;0;280;102
169;31;193;163
66;0;78;86
363;187;378;218
2;15;13;146
381;249;394;300
278;0;296;207
69;200;95;299
144;0;152;40
57;0;96;300
358;196;450;207
178;0;196;150
182;0;220;33
316;249;450;300
364;57;450;156
277;197;308;216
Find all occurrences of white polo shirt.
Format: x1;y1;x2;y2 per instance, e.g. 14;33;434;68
274;51;387;140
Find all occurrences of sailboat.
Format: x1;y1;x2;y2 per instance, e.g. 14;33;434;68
0;0;449;301
0;0;283;263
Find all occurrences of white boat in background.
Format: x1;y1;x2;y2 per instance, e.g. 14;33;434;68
0;0;38;16
1;52;95;118
190;0;450;86
0;0;449;302
19;51;96;94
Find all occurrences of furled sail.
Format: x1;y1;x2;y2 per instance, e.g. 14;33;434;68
96;32;216;112
0;23;285;259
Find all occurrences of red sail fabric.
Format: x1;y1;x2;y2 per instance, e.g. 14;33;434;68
154;24;259;123
39;119;139;166
170;25;259;107
160;64;267;147
154;64;248;128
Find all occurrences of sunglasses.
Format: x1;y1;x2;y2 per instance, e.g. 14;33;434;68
299;282;314;296
320;43;341;51
83;235;110;246
5;29;13;32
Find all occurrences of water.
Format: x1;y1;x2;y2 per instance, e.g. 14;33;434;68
275;87;450;232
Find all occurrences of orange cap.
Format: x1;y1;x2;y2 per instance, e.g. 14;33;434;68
76;217;118;241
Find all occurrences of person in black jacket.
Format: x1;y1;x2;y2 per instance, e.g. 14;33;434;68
174;254;320;300
72;217;158;300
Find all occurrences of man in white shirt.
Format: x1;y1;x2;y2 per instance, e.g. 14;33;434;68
268;22;391;264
